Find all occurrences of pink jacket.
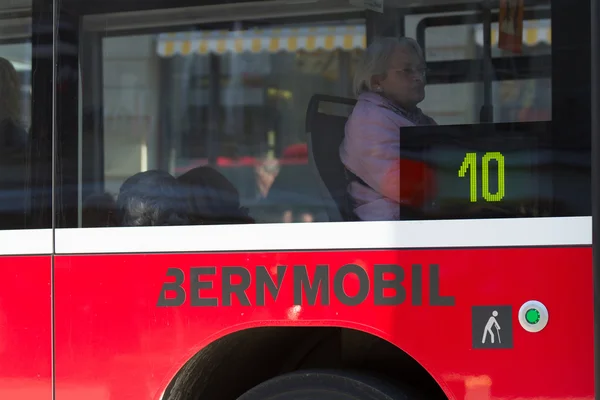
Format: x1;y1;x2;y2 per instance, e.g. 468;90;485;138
339;92;436;221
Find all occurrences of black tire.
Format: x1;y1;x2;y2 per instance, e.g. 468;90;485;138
237;369;422;400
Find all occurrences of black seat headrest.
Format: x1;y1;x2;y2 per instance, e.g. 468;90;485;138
306;95;357;221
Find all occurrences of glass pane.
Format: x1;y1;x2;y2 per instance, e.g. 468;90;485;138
72;0;590;226
404;9;551;63
365;0;589;221
399;2;552;125
76;2;364;228
0;2;49;230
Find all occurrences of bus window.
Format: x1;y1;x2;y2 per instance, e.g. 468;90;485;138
396;3;552;125
64;1;365;228
0;1;51;230
369;0;589;221
58;0;589;227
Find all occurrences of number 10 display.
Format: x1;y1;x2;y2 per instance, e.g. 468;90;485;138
458;152;505;202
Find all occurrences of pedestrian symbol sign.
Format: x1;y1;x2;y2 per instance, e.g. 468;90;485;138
482;310;502;344
472;305;513;349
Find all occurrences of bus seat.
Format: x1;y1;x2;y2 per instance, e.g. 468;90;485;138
305;94;357;222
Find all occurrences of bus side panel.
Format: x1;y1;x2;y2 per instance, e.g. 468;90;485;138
54;247;592;400
0;256;52;400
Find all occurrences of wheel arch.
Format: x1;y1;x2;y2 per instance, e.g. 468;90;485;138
158;324;449;400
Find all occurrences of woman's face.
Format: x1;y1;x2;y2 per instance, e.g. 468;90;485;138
376;46;426;109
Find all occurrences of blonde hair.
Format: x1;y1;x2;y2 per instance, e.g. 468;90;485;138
0;57;22;125
353;36;425;96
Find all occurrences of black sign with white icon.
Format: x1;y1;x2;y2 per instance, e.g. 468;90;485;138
472;305;513;349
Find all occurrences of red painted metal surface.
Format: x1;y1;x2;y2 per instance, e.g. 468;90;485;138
0;256;52;400
52;247;593;400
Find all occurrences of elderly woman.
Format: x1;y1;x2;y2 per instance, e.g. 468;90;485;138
339;37;437;221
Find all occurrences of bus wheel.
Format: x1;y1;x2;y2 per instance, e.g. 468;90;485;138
237;369;423;400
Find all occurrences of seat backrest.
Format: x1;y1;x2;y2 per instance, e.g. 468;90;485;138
305;94;357;222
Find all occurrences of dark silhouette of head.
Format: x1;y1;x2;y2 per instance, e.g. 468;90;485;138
82;192;118;227
0;57;21;125
0;57;27;151
116;170;190;227
177;166;254;225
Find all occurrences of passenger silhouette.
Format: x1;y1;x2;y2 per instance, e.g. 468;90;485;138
82;192;118;227
116;170;190;226
177;166;254;225
0;57;28;229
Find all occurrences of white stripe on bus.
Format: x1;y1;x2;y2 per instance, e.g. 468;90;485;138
54;216;591;254
0;229;53;256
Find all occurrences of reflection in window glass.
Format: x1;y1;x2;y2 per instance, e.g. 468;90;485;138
0;44;31;129
0;4;40;230
99;19;363;225
403;9;551;125
76;0;588;228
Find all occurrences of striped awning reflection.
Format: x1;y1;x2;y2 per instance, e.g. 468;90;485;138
474;20;551;47
157;25;366;57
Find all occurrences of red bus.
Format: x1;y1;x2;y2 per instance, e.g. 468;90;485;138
0;0;597;399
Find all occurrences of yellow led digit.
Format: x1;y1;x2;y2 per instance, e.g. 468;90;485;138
482;152;505;202
458;152;477;202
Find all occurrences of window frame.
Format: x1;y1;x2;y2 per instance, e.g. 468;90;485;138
54;0;593;234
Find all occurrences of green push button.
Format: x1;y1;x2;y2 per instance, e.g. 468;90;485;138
519;300;548;333
525;308;540;324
